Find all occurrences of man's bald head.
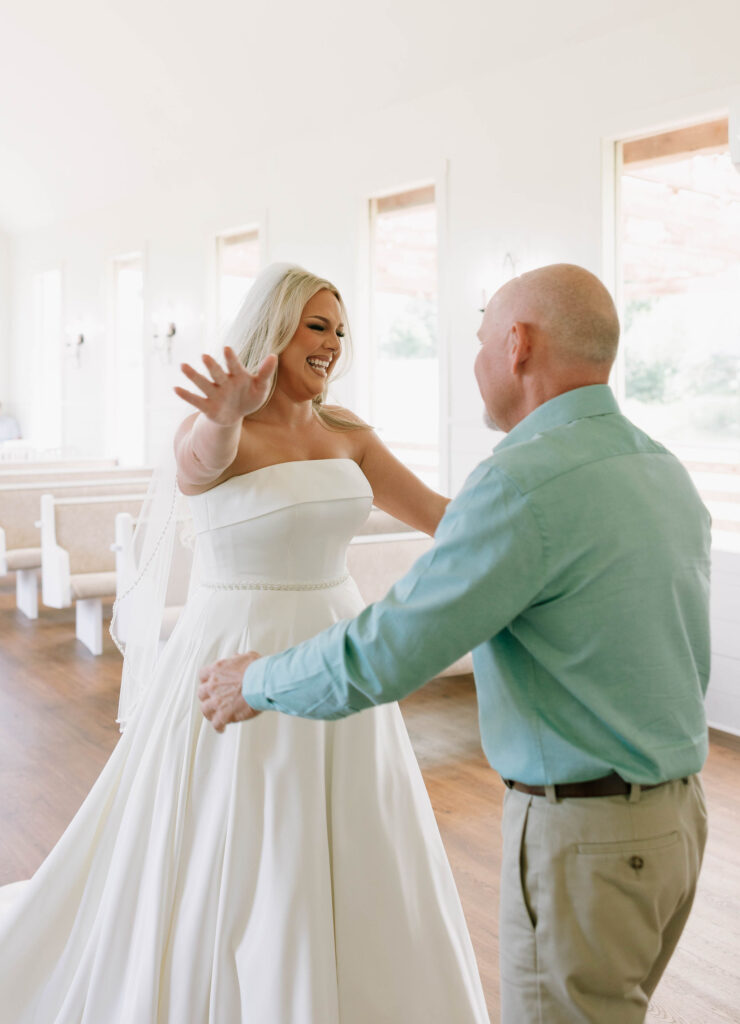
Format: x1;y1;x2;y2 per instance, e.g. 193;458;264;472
492;264;620;366
475;264;620;432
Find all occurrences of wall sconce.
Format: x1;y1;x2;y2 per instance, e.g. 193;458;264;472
479;252;520;312
502;251;518;279
65;322;86;366
153;320;177;364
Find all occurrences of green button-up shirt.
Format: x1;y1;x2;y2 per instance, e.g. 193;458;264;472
244;386;711;785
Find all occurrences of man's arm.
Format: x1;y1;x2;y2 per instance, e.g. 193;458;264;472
242;461;546;719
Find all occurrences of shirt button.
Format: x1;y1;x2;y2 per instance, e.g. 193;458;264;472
629;855;644;870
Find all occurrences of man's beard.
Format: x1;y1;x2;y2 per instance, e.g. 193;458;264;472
483;410;500;431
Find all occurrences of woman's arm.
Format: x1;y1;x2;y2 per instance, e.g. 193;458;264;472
357;428;450;536
173;348;277;494
174;413;242;494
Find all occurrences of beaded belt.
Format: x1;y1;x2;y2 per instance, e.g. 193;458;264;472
200;572;350;592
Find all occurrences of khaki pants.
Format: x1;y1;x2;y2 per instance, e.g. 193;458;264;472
499;775;707;1024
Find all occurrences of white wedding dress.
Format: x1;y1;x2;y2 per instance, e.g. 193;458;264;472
0;458;489;1024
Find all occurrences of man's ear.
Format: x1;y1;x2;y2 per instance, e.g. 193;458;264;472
508;321;532;374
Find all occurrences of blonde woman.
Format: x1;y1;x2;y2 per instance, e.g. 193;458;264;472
0;264;489;1023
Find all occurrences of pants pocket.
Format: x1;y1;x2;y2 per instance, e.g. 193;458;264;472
576;830;680;857
500;793;538;982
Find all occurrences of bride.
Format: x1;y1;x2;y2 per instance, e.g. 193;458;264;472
0;264;489;1023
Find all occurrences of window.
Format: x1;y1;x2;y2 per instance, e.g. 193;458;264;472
618;118;740;551
33;269;63;449
216;228;260;330
369;186;439;488
112;254;145;465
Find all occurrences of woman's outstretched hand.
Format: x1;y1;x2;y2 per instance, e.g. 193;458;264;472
174;347;278;425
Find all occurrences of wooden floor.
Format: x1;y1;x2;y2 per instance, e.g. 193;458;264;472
1;577;739;1023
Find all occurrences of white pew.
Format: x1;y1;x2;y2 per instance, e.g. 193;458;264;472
0;465;149;484
0;457;118;471
40;492;148;655
0;475;151;619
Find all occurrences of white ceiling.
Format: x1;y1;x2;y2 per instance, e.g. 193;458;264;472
0;0;668;234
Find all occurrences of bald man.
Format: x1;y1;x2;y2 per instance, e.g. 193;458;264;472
199;264;710;1024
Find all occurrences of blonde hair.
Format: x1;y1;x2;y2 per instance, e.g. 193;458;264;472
222;263;365;431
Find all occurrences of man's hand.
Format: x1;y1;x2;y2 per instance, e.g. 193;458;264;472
198;652;263;732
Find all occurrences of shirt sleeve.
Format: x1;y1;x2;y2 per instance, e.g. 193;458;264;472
242;461;546;719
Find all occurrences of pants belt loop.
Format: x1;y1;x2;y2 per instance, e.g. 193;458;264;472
545;784;558;804
629;782;641;804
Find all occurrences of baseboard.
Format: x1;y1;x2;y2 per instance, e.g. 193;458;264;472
709;726;740;753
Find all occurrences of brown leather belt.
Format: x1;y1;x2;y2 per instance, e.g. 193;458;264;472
503;772;687;799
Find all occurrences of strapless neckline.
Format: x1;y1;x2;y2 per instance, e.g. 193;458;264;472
204;457;365;490
186;456;374;541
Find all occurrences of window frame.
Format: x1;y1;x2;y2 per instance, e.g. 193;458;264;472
365;170;450;491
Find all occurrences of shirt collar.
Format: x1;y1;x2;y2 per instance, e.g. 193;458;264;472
494;385;620;452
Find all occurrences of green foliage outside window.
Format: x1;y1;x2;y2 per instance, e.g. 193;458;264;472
623;295;740;439
380;297;437;358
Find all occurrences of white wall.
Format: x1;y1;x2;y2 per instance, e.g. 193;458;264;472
9;2;740;480
5;3;740;722
706;553;740;736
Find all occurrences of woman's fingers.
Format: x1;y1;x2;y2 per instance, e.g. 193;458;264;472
177;349;277;420
180;362;215;394
222;346;244;375
254;353;278;382
173;386;209;412
221;346;276;386
202;353;227;385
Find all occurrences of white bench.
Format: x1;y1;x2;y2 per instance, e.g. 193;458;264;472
0;474;152;619
40;492;148;655
0;457;119;471
0;465;149;483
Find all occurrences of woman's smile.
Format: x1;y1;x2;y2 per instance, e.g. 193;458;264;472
306;354;332;378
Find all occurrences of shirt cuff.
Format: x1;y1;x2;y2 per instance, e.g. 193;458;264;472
242;657;274;712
